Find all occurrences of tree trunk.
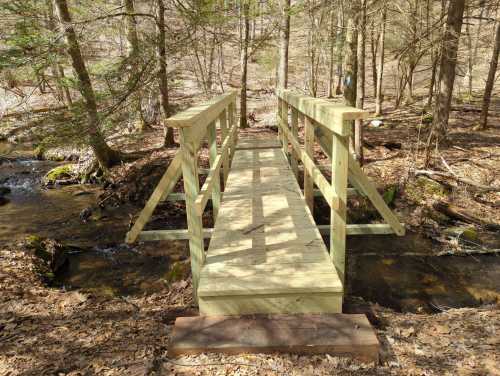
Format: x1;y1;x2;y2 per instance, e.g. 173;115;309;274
343;2;358;153
375;7;386;116
428;0;466;148
328;7;336;98
52;0;120;168
277;0;291;89
156;0;175;146
478;21;499;129
240;1;250;128
370;19;379;99
334;1;344;95
427;53;439;107
355;0;366;164
46;0;72;107
123;0;139;57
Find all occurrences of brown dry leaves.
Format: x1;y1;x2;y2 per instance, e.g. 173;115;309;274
1;245;499;375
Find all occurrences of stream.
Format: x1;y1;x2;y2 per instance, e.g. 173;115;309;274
1;141;499;312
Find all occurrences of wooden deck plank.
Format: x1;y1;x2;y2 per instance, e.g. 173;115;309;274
198;137;342;315
170;314;379;362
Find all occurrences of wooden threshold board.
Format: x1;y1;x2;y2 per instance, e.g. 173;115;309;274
170;314;379;363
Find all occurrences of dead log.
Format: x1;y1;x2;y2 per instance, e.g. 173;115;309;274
433;201;500;231
415;169;500;192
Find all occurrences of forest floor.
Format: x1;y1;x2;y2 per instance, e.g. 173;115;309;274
1;89;499;375
0;243;499;376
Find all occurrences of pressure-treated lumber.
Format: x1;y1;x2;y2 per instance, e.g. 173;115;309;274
315;126;405;237
125;153;182;243
198;138;343;315
303;116;315;214
277;89;369;136
137;223;400;242
166;91;237;128
330;129;349;285
278;115;339;210
194;123;236;216
138;228;213;241
170;314;379;362
179;129;205;302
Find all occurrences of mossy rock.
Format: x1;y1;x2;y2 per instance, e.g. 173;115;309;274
405;176;448;203
444;226;478;242
44;164;75;184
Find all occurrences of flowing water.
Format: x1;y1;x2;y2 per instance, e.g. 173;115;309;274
1;141;499;311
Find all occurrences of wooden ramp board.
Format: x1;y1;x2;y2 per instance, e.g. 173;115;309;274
198;137;343;315
170;314;379;363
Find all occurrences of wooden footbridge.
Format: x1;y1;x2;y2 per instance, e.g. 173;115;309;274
126;90;405;359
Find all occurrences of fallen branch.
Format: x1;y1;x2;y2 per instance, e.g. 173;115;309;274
415;169;500;192
433;201;500;231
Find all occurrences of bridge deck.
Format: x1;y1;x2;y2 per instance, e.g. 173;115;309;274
198;137;343;315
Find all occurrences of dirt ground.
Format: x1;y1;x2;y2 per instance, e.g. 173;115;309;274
0;244;498;376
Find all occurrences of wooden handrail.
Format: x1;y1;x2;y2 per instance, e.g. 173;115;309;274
195;122;238;216
277;114;339;210
276;89;369;136
167;91;237;129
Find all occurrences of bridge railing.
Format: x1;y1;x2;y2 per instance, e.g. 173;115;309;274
276;89;404;284
126;91;238;299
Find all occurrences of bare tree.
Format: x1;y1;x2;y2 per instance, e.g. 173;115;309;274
277;0;291;89
156;0;175;146
53;0;120;168
425;0;466;165
355;0;366;163
240;1;250;128
375;6;386;116
478;20;500;129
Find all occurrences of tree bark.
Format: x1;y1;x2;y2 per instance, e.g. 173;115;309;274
156;0;175;146
52;0;120;168
428;0;466;149
478;21;499;129
375;7;386;116
370;19;379;99
277;0;291;89
46;0;72;107
123;0;139;57
355;0;366;164
240;1;250;128
328;7;336;98
334;1;345;95
343;2;358;154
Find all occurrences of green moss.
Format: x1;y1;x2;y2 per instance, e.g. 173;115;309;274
44;164;74;183
405;176;447;204
383;185;398;206
422;114;433;124
166;261;189;284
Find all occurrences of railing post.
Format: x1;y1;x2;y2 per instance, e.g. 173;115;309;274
207;121;221;220
290;108;299;180
229;101;237;162
303;116;315;214
179;128;205;302
279;98;288;157
218;109;230;186
330;127;349;286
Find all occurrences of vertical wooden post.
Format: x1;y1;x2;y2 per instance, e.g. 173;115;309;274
207;121;221;220
279;99;288;157
179;128;205;302
330;127;349;286
303;117;315;214
277;97;283;146
290;108;299;180
229;101;237;162
219;109;230;186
